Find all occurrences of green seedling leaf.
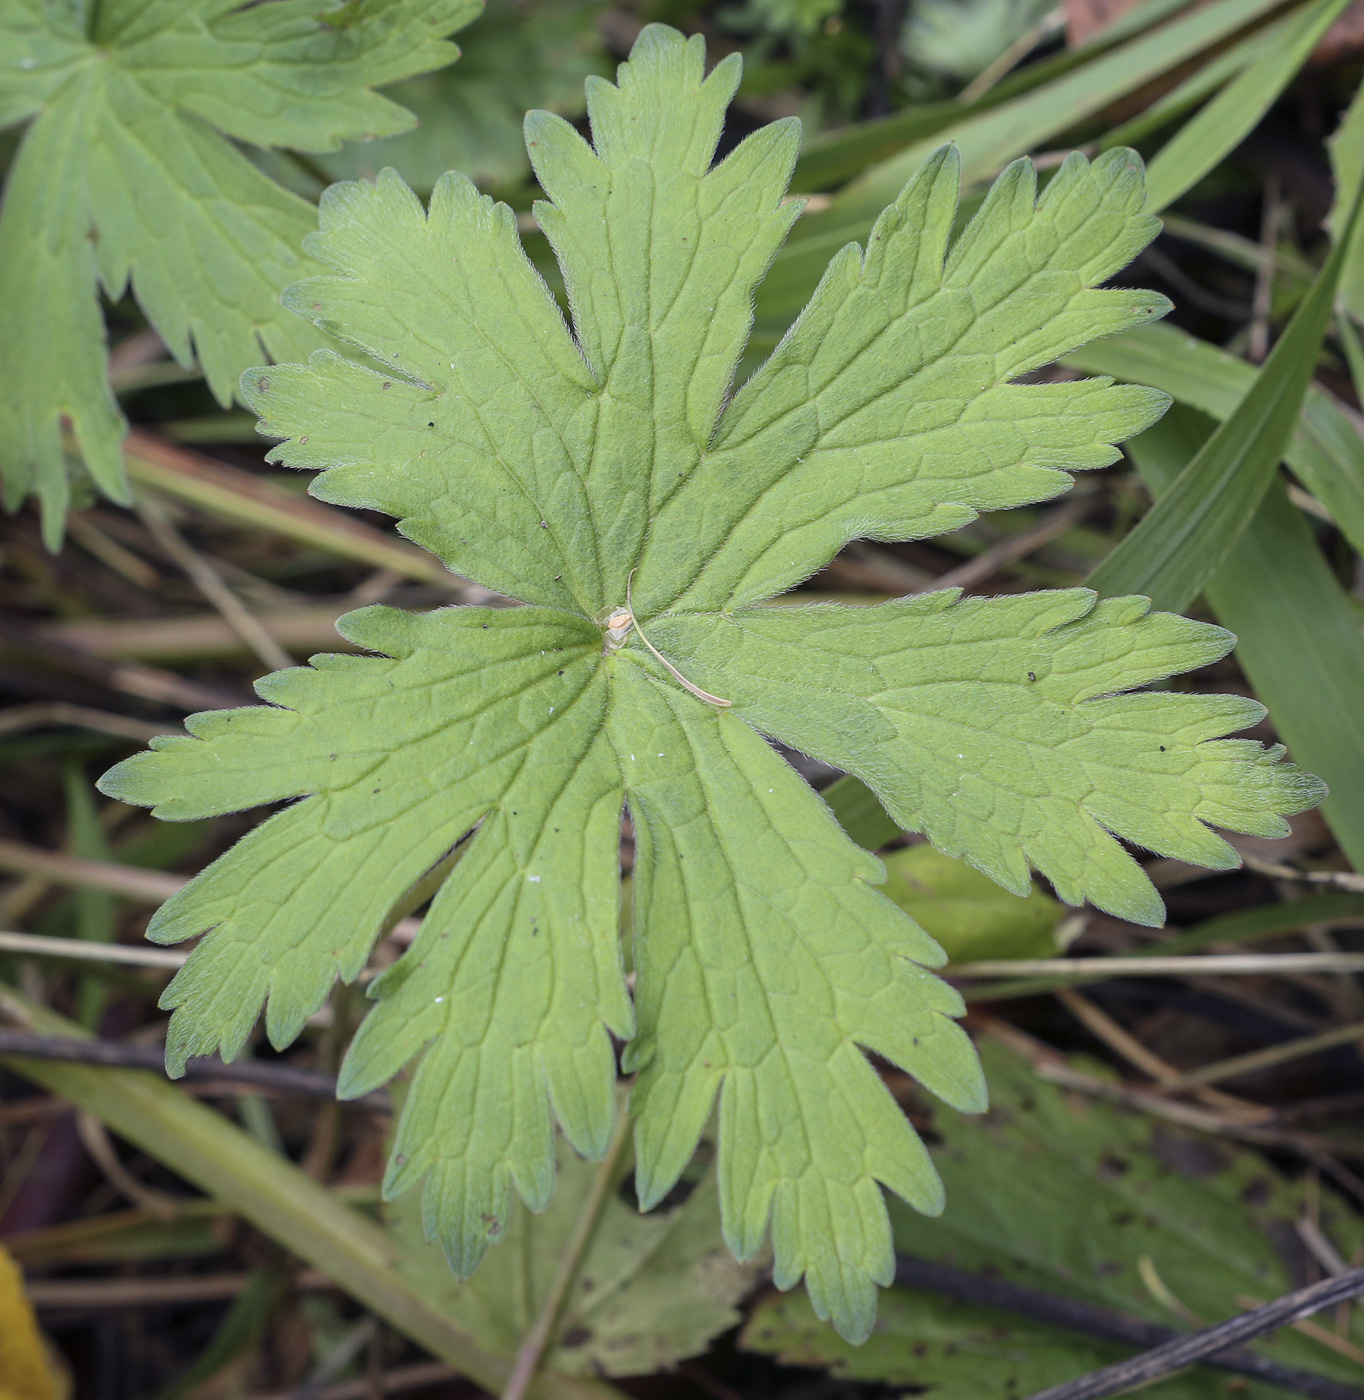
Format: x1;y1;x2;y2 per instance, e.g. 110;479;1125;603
388;1129;762;1376
743;1039;1364;1395
0;0;479;544
1087;171;1364;612
100;26;1321;1341
880;846;1063;963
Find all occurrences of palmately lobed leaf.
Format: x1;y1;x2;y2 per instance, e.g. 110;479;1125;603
100;23;1324;1342
0;0;478;542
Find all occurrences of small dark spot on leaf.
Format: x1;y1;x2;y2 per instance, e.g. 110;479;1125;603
1098;1154;1129;1179
427;422;435;428
1027;671;1036;682
395;1154;406;1166
256;376;270;392
541;520;548;528
299;436;308;444
561;1326;593;1347
328;752;337;760
1159;745;1166;751
382;381;391;389
558;670;564;675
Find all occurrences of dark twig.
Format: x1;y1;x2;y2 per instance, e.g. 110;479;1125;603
895;1255;1364;1400
0;1030;389;1111
1018;1265;1364;1400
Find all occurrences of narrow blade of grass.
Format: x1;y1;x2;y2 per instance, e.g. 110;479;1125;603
1063;323;1364;557
1141;0;1355;214
1086;183;1362;612
760;0;1287;322
1099;12;1285;153
1126;405;1364;872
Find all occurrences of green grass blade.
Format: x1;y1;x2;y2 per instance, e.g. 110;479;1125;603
1100;12;1286;152
790;0;1203;192
789;0;1194;192
1126;405;1364;872
759;0;1287;322
1064;323;1364;557
1086;185;1363;612
1142;0;1354;213
0;983;625;1400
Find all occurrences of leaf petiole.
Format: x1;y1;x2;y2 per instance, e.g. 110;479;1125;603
623;572;732;708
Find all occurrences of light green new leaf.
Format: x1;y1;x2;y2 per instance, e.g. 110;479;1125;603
0;0;478;542
101;26;1320;1342
650;594;1315;928
879;846;1063;963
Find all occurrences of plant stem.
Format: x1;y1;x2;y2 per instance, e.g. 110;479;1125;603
501;1109;635;1400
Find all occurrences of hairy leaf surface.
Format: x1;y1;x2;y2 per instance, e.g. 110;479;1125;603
0;0;477;542
101;25;1322;1341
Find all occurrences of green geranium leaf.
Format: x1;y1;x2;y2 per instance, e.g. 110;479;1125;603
0;0;478;544
100;24;1323;1342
